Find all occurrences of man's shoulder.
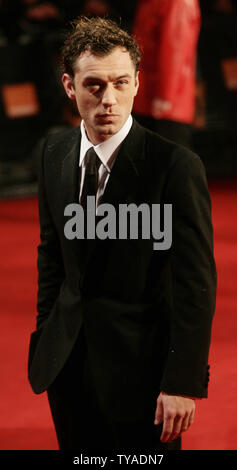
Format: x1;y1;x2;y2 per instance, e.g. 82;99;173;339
44;125;81;153
135;120;201;170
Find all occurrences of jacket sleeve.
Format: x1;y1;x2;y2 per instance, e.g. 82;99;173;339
160;149;217;397
36;138;65;330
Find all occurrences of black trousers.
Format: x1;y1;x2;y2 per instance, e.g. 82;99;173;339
47;327;181;452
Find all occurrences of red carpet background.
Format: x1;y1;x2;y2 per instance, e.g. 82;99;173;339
0;181;236;450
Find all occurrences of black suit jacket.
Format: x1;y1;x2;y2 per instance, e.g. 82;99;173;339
28;120;217;421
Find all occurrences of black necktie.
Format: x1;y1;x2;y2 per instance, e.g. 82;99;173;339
80;147;100;209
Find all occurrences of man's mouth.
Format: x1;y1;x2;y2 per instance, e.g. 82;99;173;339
96;114;119;118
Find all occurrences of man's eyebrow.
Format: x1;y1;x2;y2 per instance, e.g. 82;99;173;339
115;74;132;80
83;73;132;82
83;76;103;82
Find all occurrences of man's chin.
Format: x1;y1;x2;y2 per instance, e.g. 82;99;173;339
97;123;120;137
85;118;124;143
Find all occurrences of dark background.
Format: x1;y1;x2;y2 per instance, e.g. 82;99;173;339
0;0;236;198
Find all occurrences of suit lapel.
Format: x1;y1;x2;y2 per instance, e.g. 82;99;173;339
101;119;146;207
83;120;147;270
61;126;81;209
60;120;146;210
60;127;89;269
60;120;147;275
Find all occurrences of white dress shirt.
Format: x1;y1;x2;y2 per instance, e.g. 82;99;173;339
79;115;133;207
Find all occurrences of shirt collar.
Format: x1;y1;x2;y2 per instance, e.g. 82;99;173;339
79;115;133;172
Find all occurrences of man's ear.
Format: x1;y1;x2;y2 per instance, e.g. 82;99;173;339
134;71;139;97
62;73;76;100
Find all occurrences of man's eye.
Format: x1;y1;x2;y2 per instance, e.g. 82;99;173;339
87;83;100;90
116;80;128;86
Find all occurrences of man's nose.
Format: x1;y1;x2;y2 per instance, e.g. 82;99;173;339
101;84;117;107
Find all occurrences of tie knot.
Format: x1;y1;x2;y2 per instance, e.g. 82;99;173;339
80;147;101;208
86;148;100;175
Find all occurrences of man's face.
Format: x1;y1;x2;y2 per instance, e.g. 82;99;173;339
62;47;139;145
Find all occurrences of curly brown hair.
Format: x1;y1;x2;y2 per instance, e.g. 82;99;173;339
61;16;141;77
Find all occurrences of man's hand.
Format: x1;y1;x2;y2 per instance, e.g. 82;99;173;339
154;391;195;443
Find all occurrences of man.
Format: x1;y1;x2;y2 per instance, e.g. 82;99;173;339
28;16;217;451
